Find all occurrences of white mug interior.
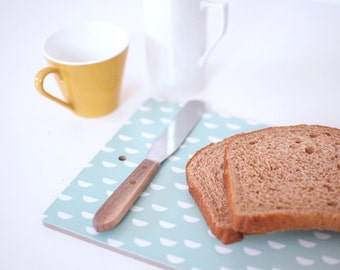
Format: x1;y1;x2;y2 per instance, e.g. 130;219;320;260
43;22;129;65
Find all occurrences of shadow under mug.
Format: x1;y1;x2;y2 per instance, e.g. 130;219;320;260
35;22;129;118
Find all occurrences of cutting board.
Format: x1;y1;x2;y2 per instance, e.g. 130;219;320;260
43;98;340;270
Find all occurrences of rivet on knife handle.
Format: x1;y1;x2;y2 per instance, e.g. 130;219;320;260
93;159;160;232
93;100;205;232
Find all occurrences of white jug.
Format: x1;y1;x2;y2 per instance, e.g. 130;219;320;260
143;0;228;99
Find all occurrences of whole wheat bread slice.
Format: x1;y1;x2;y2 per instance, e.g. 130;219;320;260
186;139;243;244
224;124;340;234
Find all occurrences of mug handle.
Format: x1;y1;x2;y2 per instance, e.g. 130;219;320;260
199;0;228;66
34;67;73;111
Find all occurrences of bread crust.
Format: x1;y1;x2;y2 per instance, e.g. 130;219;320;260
186;140;243;244
224;124;340;234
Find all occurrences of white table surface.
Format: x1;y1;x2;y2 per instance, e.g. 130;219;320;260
1;0;340;269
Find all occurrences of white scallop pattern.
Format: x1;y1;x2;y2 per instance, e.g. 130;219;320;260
298;239;317;248
296;256;314;266
177;201;194;209
134;238;152;247
208;136;222;143
166;254;185;264
101;146;115;152
102;161;117;168
107;238;124;247
84;163;93;168
160;106;173;113
215;245;233;254
132;218;149;227
57;211;72;219
247;266;262;270
160;237;177;247
85;226;98;235
81;211;94;219
152;204;168;212
43;98;340;270
78;180;92;188
184;239;202;249
174;182;188;190
268;240;286;250
171;166;185;173
226;123;241;130
168;155;181;161
159;220;176;229
102;177;117;185
314;231;331;240
140;192;150;197
204;122;218;129
183;215;200;223
150;183;166;190
118;134;133;141
106;190;113;196
58;194;72;201
322;256;340;265
141;132;155;139
124;147;139;154
186;137;200;143
130;205;144;212
160;117;172;124
82;195;98;203
140;118;154;125
123;160;138;168
243;247;262;256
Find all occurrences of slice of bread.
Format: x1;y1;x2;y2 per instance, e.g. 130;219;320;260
224;124;340;234
186;139;243;244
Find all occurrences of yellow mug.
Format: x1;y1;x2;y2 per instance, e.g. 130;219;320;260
35;22;129;117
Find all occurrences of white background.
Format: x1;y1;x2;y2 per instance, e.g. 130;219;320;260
1;0;339;269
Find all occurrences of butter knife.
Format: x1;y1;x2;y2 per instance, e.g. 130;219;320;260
93;100;205;232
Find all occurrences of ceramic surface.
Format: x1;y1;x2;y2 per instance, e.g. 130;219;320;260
35;22;129;117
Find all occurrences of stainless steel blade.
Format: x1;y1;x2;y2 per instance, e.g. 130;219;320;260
93;100;205;232
147;100;205;162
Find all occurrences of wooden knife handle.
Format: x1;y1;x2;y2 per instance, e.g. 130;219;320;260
93;159;160;232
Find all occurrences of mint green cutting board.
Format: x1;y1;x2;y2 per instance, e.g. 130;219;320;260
43;98;340;270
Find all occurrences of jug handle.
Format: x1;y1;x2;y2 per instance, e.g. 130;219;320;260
199;0;228;66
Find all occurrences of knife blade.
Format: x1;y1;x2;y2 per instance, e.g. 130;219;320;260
93;100;205;232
